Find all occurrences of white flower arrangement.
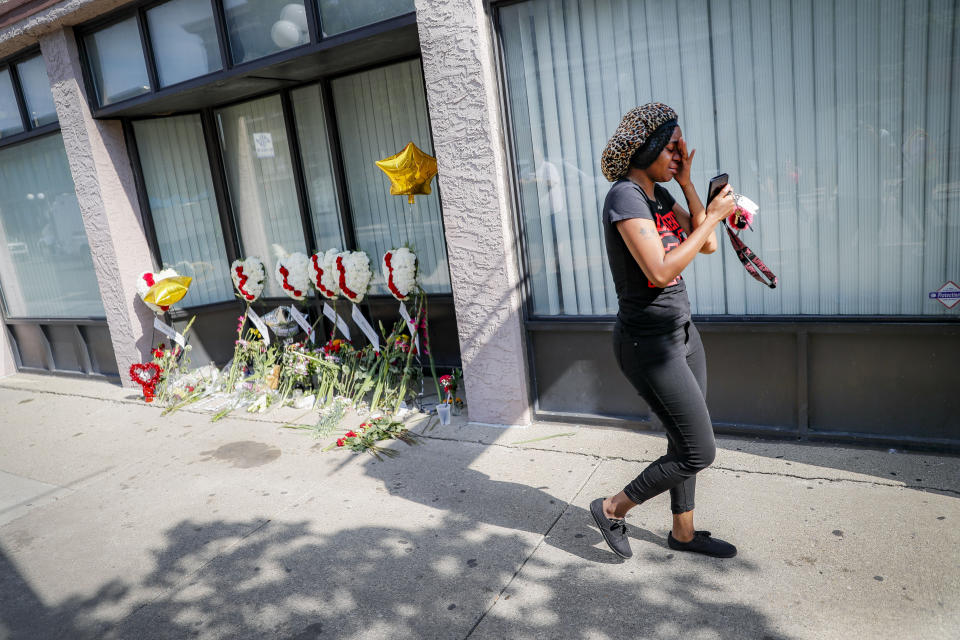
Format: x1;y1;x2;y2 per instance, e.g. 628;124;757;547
275;253;310;301
230;256;265;303
335;250;372;304
382;247;418;301
137;268;178;313
308;248;341;299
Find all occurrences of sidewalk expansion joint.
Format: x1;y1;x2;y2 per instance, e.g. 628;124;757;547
414;432;960;496
462;459;604;640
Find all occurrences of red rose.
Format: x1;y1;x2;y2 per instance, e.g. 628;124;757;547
345;431;357;438
336;439;345;447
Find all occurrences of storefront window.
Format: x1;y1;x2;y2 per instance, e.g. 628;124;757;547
0;134;103;318
0;69;24;138
291;83;345;251
331;59;450;295
84;18;151;106
499;0;960;317
133;115;233;306
223;0;308;65
317;0;414;37
146;0;223;87
216;94;306;297
15;55;57;128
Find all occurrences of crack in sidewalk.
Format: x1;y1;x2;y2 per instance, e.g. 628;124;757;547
463;459;604;639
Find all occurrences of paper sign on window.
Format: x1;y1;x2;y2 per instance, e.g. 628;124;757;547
253;132;275;158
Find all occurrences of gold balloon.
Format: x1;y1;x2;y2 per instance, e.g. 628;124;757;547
375;142;438;204
144;276;192;307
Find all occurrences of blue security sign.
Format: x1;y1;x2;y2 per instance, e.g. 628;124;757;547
929;281;960;309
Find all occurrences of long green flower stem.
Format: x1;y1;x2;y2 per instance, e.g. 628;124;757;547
226;306;248;393
368;319;405;414
418;290;443;404
394;295;424;414
157;315;197;404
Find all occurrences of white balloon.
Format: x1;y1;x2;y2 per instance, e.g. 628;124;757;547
271;19;301;48
280;3;308;32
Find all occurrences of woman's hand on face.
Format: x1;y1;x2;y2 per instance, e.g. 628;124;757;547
706;184;737;222
675;137;696;187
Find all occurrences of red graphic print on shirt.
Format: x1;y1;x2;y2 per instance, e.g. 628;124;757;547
648;210;687;288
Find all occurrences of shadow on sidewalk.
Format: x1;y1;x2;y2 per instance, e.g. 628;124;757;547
0;509;788;640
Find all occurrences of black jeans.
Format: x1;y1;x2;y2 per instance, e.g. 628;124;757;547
613;320;716;514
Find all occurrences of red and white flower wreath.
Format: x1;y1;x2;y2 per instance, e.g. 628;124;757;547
382;247;417;301
231;257;265;303
335;250;372;304
308;248;341;299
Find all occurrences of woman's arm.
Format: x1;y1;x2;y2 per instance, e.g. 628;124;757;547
672;138;718;254
617;184;735;287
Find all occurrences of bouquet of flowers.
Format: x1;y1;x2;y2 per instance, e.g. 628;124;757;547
335;250;372;303
439;368;465;414
309;249;341;299
334;415;418;459
231;257;265;303
275;253;310;301
382;247;418;301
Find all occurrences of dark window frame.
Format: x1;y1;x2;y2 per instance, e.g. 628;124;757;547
0;48;104;323
74;0;417;114
0;128;109;323
123;53;453;322
0;45;59;151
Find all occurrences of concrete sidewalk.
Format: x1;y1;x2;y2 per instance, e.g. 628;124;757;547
0;374;957;640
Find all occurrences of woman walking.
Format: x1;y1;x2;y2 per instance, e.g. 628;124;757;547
591;103;738;559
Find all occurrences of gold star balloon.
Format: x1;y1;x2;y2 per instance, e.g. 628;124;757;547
144;276;192;308
375;142;438;204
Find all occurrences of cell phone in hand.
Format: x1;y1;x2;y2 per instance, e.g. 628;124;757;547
706;173;729;206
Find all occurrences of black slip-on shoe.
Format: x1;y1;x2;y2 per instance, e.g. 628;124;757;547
667;530;737;558
590;498;632;558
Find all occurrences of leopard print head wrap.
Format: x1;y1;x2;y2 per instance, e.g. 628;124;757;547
601;103;678;182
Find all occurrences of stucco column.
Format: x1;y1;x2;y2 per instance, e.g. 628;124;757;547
0;324;16;378
414;0;531;426
40;27;154;386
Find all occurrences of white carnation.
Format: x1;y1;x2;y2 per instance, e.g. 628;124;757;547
230;256;265;303
308;248;341;299
335;250;372;303
274;253;310;301
382;247;418;301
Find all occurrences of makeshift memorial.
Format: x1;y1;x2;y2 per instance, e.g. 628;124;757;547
231;257;265;303
127;253;461;459
375;142;438;204
275;253;310;301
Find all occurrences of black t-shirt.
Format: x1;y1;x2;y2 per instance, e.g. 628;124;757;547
602;180;691;335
